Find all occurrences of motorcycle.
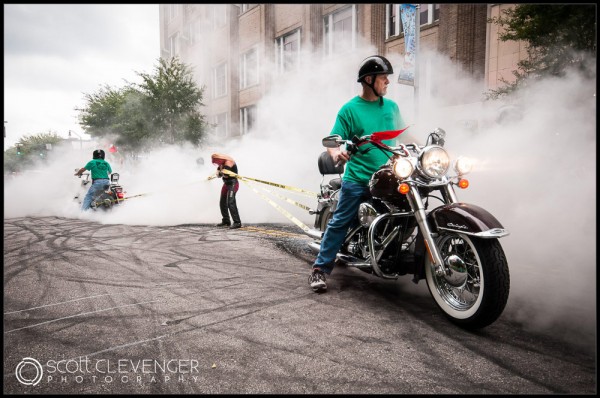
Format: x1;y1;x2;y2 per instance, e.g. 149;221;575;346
306;128;510;329
74;170;126;210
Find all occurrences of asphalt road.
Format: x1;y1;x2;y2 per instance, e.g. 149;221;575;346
3;216;596;394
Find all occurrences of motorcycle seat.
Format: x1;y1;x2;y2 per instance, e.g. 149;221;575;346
329;178;342;190
318;151;344;175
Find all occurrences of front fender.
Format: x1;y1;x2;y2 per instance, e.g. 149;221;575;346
428;203;509;238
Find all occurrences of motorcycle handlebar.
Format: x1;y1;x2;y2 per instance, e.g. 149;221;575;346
323;127;441;161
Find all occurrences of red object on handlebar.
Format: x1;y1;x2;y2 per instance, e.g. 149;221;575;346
370;126;409;143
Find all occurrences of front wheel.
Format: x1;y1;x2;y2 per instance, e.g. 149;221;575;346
425;232;509;329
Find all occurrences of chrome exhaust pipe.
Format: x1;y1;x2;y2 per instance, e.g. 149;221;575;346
305;228;323;240
308;242;321;253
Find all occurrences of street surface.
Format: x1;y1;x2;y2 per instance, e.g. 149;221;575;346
3;216;596;394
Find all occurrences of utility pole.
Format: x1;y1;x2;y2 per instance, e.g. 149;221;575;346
68;130;82;149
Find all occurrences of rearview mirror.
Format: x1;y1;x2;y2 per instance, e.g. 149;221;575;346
322;135;343;148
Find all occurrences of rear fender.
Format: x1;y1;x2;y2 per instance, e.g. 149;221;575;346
428;203;509;238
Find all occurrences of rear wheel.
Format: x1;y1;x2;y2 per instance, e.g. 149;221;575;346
92;193;114;210
425;232;509;329
319;207;333;231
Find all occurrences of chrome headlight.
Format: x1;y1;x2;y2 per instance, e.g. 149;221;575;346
419;146;450;179
454;156;473;175
358;203;379;228
392;157;414;180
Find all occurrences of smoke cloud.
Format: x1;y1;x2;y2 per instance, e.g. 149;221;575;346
4;39;595;350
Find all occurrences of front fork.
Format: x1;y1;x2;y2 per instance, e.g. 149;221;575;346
406;185;456;277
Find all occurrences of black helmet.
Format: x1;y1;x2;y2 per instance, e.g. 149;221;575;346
93;149;105;160
357;55;394;83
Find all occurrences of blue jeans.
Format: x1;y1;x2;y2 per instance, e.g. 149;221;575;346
313;180;370;274
82;179;109;210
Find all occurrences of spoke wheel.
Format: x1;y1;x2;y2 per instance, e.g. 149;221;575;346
425;232;509;329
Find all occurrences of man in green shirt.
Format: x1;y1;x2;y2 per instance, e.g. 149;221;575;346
75;149;113;211
309;55;406;292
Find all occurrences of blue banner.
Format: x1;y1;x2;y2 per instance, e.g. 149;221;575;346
398;4;417;86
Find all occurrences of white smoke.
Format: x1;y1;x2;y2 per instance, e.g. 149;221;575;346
3;43;595;349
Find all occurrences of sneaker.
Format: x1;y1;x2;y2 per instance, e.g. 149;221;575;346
229;223;242;229
308;269;327;292
215;222;231;227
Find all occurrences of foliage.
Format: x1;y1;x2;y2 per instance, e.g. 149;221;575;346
77;85;131;143
135;57;208;146
77;57;208;152
4;132;63;172
486;4;597;100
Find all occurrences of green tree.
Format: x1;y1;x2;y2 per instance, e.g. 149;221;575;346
77;84;130;141
81;85;152;151
3;131;63;172
487;4;596;99
135;56;208;146
77;57;208;152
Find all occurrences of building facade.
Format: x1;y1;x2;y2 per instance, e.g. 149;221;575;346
159;4;525;139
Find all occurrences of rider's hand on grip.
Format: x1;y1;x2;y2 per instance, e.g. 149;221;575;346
334;151;350;168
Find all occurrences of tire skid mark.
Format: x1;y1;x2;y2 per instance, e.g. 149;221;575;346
162;249;192;269
375;285;569;393
4;299;160;334
100;291;157;344
126;246;196;281
2;332;170;380
185;255;304;277
161;299;247;325
441;328;591;392
371;285;590;392
161;290;313;331
4;293;114;315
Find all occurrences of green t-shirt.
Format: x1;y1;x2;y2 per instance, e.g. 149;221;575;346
330;96;405;185
84;159;112;180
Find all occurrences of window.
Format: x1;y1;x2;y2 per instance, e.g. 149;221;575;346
212;5;227;29
240;48;259;89
324;6;356;55
386;4;401;38
213;63;227;98
168;33;180;57
419;4;440;26
241;4;258;13
275;29;300;74
168;4;179;21
240;105;257;135
214;113;229;138
387;4;439;36
184;21;200;46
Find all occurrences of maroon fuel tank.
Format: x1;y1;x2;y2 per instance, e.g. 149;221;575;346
368;165;408;207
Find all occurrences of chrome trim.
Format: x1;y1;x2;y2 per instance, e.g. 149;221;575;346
306;228;323;240
308;242;321;253
406;186;445;275
336;254;371;269
437;227;510;238
367;213;404;279
443;183;459;204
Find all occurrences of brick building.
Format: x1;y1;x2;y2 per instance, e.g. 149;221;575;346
159;4;526;139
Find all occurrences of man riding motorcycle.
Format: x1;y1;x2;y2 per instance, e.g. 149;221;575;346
75;149;113;211
308;55;407;292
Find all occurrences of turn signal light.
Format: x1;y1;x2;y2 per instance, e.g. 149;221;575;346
397;183;410;195
458;179;469;189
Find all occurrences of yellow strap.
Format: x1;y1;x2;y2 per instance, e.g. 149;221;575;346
220;169;317;197
245;179;313;212
238;178;312;233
